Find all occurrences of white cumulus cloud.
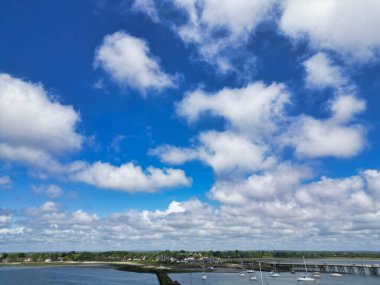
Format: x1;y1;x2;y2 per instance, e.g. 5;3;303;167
176;82;289;136
70;161;191;193
0;73;82;169
284;93;366;158
285;115;365;158
94;31;175;92
32;184;64;199
303;52;347;89
280;0;380;61
151;131;276;175
135;0;275;73
0;176;11;187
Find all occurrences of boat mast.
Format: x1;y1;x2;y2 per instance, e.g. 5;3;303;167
303;256;308;274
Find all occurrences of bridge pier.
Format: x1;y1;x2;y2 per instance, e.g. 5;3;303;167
369;267;379;276
337;266;346;273
347;267;355;275
263;261;379;277
357;266;366;275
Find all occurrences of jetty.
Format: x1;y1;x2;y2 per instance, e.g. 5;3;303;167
258;261;380;276
114;263;182;285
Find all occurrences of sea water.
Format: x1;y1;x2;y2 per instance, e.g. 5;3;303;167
0;266;158;285
1;266;379;285
170;272;380;285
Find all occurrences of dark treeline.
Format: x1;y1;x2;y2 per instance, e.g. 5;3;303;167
2;250;380;263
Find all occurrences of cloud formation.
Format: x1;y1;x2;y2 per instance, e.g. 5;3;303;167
134;0;275;73
303;53;347;89
94;31;175;92
280;0;380;61
70;161;191;193
152;131;276;175
0;176;11;187
3;169;380;252
0;73;82;170
176;82;289;136
32;185;64;199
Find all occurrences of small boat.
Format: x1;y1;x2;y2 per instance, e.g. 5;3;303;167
312;272;320;278
297;256;315;281
297;275;315;281
239;262;247;276
330;273;342;277
269;263;280;277
201;260;207;280
248;263;258;280
269;271;280;277
259;262;269;285
247;262;257;279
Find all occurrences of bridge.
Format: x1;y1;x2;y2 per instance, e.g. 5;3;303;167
258;261;380;276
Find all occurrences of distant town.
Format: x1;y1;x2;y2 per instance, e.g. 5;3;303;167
2;250;380;264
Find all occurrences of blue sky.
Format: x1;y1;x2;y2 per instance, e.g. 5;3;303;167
1;0;380;252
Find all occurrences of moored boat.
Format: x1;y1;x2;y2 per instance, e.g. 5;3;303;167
297;256;315;281
330;273;342;277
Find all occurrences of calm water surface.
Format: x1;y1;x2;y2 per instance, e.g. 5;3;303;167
0;266;158;285
170;272;380;285
2;266;379;285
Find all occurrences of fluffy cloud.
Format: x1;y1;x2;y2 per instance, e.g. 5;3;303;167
70;161;191;193
285;115;365;158
0;73;82;169
280;0;380;61
72;210;99;224
0;176;11;187
303;52;347;89
94;31;175;92
32;184;64;199
135;0;380;71
152;131;276;174
330;94;366;123
0;209;12;228
296;176;365;206
176;82;289;136
210;163;309;204
0;227;25;235
4;167;380;251
362;170;380;199
284;92;366;158
135;0;275;73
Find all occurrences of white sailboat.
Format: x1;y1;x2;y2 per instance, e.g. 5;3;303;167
248;275;258;281
239;262;246;276
248;262;257;280
247;262;255;273
269;262;280;277
330;273;342;277
297;256;315;281
312;272;321;278
201;260;207;280
259;262;268;285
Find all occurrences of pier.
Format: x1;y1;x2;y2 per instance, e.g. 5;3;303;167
259;261;380;276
